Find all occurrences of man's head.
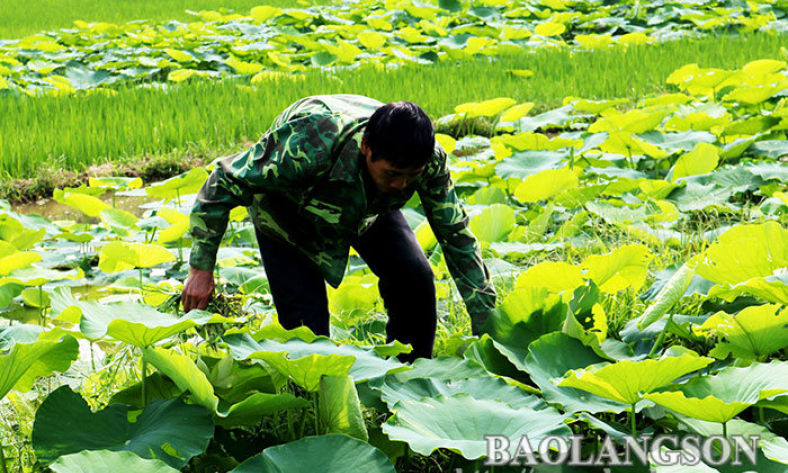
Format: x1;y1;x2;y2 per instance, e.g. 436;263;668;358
361;101;434;193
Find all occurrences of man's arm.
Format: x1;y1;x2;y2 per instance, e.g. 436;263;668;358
183;113;337;311
418;145;497;335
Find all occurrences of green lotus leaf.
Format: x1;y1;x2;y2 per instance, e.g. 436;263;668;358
749;140;788;160
666;180;732;212
98;241;175;272
0;324;45;350
99;208;139;237
249;351;355;392
514;167;579;203
639;257;701;329
57;192;110;218
383;393;570;459
558;354;713;406
521;333;625;416
637;130;716;153
319;375;368;441
0;334;78;398
494;151;566;180
0;246;41;276
21;286;49;308
580;244;653;294
49;450;179;473
697;222;788;286
143;347;218;411
694;304;788;360
484;287;566;368
455;97;515;118
469;203;516;243
462;334;526;381
669;142;720;181
88;176;143;189
51;287;215;346
377;357;489;385
229;434;395;473
2;266;81;287
378;375;546;412
216;392;309;428
145;168;209;202
32;386;213;469
645;361;788;423
222;334;404;383
747;162;788;181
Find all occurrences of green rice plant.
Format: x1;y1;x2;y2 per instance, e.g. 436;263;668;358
2;32;786;180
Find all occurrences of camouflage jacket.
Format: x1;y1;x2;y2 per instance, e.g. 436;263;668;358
189;94;497;332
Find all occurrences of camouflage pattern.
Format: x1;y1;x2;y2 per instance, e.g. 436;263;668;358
189;94;497;332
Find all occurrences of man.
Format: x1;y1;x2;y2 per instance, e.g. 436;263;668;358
182;94;496;362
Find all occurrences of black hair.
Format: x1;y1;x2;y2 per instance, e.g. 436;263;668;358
362;101;435;169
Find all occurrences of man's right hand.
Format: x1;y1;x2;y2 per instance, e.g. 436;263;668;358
182;266;215;312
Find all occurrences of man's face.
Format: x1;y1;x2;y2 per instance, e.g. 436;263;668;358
361;137;425;194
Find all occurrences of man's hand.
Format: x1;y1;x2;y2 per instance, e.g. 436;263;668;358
182;267;215;312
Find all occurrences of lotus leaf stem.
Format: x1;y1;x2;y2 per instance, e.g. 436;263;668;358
141;355;148;406
0;442;7;473
630;403;637;439
722;421;727;438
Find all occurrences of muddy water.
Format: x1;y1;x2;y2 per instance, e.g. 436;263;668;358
13;190;160;220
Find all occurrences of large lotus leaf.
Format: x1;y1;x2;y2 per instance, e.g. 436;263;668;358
229;434;396;473
375;357;489;385
254;351;354;392
216;392;309;428
558;354;713;406
319;375;368;441
469;203;516;243
696;222;788;286
747;162;788;182
494;151;566;179
580;244;653;294
0;334;79;398
637;130;716;153
590;107;674;134
49;450;178;473
694;304;788;360
98;241;175;272
522;332;628;414
378;376;546;411
676;417;788;470
639;258;701;329
32;386;213;468
56;192;110;218
99;208;139;238
51;287;217;346
514;167;579;203
644;361;788;423
505;105;576;133
463;334;526;381
143;347;218;411
667;181;732;212
455;97;515;118
382;393;570;460
704;275;788;304
145;168;209;202
0;324;45;350
485;287;566;368
669;143;720;181
222;334;404;383
1;266;82;288
0;246;41;276
514;261;585;296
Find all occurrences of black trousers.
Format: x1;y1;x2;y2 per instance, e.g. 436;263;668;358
254;210;437;363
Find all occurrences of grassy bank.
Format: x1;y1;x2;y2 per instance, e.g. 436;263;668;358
0;0;333;39
2;31;787;201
